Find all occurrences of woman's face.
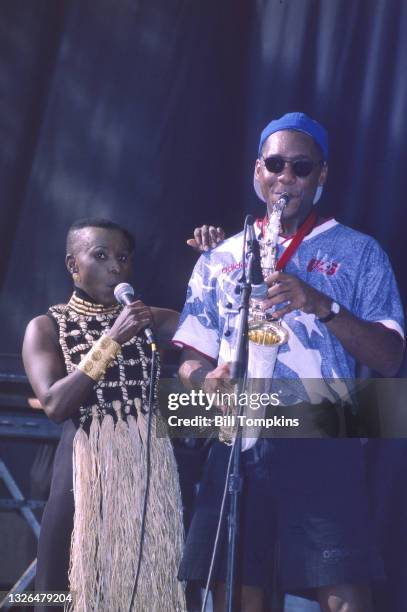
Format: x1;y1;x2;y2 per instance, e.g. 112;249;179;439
67;227;134;305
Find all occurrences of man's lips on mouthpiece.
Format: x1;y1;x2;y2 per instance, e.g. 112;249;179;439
273;192;298;198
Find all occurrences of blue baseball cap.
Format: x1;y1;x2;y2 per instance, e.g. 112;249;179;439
258;112;328;159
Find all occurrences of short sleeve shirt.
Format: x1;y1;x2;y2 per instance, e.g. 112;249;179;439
173;219;404;401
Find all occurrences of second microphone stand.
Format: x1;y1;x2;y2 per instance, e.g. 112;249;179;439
224;216;257;612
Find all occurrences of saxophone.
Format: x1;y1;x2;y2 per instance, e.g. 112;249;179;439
218;195;289;446
247;193;289;346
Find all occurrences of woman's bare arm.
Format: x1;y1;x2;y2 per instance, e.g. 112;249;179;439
22;315;96;423
150;307;179;348
23;302;155;423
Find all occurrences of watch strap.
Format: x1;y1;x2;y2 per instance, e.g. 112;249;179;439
318;301;340;323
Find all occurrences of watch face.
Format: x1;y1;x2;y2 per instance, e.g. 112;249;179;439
332;301;340;314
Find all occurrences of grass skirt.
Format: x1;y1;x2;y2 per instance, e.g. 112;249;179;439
67;400;186;611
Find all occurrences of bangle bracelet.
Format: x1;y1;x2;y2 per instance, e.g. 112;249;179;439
77;334;121;382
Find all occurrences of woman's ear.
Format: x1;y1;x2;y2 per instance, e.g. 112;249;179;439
65;254;76;275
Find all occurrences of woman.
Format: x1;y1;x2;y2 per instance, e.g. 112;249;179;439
23;218;187;611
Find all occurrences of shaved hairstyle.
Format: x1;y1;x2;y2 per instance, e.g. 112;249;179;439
66;218;135;255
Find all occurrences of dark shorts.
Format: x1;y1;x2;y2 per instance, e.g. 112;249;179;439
178;438;384;597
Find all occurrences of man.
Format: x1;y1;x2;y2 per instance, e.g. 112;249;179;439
173;113;404;611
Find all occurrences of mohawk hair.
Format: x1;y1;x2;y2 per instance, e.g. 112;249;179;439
66;217;135;254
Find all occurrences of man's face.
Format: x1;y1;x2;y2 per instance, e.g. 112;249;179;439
254;130;328;229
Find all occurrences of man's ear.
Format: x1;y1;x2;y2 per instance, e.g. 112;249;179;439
319;162;328;185
254;158;262;180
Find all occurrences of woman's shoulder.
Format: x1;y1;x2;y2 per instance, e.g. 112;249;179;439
25;313;59;345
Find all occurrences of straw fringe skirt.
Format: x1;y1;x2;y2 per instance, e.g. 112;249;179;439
67;402;186;612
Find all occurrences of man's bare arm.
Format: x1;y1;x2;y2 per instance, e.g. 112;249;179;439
262;271;404;376
178;348;233;394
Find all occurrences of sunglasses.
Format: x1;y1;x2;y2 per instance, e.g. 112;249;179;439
262;156;323;178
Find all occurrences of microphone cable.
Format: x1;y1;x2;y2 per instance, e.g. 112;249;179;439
128;335;158;612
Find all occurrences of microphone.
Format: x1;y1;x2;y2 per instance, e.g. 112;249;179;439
246;217;268;300
113;283;155;344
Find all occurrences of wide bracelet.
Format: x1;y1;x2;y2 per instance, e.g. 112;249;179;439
77;334;121;382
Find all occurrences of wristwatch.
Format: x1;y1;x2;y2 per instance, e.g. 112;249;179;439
317;300;340;323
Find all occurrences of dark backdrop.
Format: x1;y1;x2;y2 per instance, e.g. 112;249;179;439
0;0;406;361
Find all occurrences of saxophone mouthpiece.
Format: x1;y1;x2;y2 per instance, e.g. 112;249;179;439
277;192;290;207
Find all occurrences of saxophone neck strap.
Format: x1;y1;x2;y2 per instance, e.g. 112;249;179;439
257;209;318;272
276;209;317;270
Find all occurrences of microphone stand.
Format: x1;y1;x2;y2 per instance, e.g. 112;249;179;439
225;218;256;612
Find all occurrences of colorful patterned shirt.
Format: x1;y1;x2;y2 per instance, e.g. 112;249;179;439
173;219;404;403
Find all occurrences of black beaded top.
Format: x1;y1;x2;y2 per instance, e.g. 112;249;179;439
48;292;160;425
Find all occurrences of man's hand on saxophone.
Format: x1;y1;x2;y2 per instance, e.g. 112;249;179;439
261;271;332;320
202;362;235;403
178;354;235;415
260;270;403;376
